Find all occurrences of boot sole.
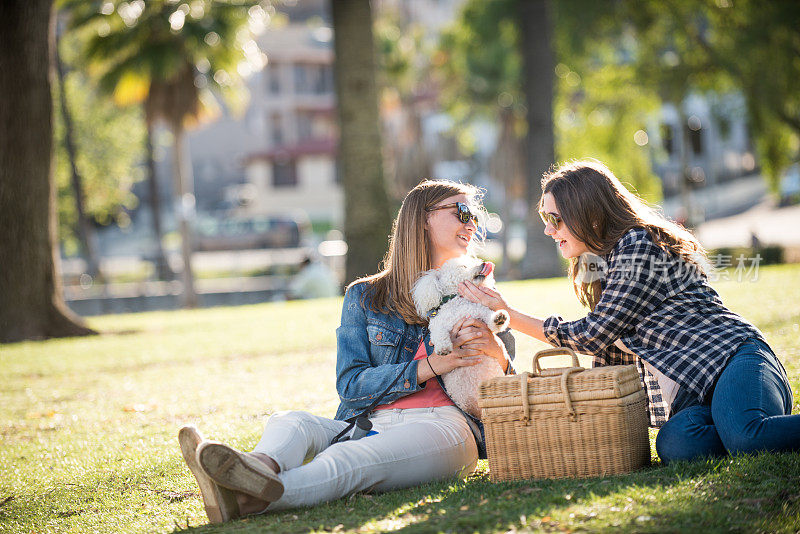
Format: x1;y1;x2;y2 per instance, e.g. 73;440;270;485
178;426;241;523
197;442;284;502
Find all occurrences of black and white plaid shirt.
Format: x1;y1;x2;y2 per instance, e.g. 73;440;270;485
543;227;765;427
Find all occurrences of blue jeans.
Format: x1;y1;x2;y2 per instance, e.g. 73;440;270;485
655;338;799;463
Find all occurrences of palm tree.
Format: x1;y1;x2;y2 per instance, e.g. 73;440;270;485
143;127;172;281
54;25;103;282
65;0;267;306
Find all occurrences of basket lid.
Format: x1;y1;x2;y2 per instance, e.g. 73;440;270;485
478;364;642;409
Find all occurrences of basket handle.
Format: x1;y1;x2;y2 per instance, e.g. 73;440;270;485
560;367;583;421
519;366;583;424
533;347;581;374
520;372;532;424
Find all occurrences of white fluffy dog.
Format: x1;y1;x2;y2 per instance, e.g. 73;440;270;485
411;256;510;417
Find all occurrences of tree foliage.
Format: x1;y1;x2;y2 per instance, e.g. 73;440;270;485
62;0;269;127
436;0;663;202
375;8;428;98
434;0;529;274
374;7;434;198
435;0;523;152
437;0;800;206
552;5;663;201
53;30;145;255
562;0;800;193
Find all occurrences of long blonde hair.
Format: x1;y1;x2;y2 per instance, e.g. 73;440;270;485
351;179;484;324
541;159;707;310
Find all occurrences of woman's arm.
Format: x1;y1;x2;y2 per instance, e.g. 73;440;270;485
459;236;670;354
457;282;549;343
335;286;422;404
336;284;483;406
542;238;669;354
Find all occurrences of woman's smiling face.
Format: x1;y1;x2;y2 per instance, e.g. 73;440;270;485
540;192;591;259
425;194;477;267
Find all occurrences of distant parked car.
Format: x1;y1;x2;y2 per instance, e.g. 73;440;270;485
779;163;800;206
194;214;307;251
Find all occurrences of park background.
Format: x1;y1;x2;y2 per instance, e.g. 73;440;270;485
1;0;799;532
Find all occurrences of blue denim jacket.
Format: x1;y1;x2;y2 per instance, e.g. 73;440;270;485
334;281;515;458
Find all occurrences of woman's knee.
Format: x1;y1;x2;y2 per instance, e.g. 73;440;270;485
716;417;771;454
710;342;796;454
720;434;762;454
267;410;316;427
655;406;725;464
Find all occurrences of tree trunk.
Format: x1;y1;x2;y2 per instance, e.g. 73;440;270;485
331;0;393;284
145;124;172;280
393;105;432;199
490;107;524;279
517;0;563;279
0;0;96;342
676;107;695;228
171;126;197;308
54;28;102;281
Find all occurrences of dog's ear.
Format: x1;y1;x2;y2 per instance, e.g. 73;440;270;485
411;269;442;316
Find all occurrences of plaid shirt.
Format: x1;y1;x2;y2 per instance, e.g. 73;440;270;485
543;227;765;427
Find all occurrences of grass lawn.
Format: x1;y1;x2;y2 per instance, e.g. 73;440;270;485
2;264;799;533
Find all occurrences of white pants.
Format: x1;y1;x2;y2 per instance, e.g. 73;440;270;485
252;406;479;511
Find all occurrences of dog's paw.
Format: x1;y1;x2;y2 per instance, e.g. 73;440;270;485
491;309;510;331
437;348;452;356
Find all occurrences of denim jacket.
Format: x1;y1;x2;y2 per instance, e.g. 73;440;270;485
334;281;516;458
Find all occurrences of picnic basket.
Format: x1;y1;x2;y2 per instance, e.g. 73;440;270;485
478;347;650;481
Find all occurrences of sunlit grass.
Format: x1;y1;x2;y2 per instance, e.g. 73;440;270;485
1;265;798;533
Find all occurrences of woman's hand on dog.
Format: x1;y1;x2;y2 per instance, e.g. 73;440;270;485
449;317;508;373
423;318;508;380
458;281;509;313
427;350;481;378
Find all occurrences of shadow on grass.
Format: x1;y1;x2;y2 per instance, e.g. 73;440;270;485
170;452;800;534
100;329;142;337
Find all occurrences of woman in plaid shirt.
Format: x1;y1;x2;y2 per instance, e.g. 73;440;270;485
460;160;799;463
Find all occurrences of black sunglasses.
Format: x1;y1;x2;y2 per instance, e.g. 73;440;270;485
539;210;562;228
426;202;478;225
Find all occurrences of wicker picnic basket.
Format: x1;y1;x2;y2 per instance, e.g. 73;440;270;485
478;347;651;481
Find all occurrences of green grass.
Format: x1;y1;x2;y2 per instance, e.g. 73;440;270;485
1;265;799;533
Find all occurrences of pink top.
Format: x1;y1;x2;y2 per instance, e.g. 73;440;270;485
374;340;455;410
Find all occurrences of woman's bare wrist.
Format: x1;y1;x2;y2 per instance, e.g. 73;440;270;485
507;307;523;329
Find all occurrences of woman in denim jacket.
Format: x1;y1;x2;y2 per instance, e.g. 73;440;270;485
178;180;515;523
460;160;799;464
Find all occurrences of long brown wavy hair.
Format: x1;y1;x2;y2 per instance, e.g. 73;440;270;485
349;179;484;325
541;159;707;310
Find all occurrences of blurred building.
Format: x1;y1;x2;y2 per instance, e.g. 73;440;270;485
160;0;341;230
238;20;341;226
649;92;761;224
138;0;476;237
